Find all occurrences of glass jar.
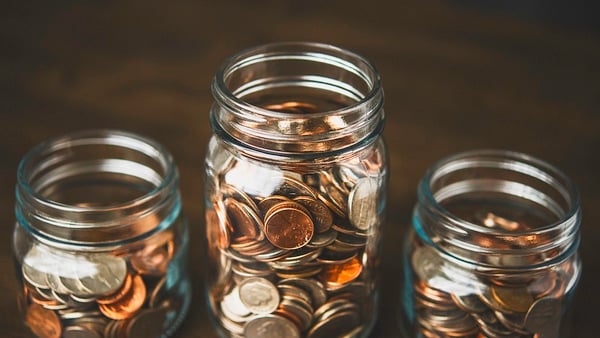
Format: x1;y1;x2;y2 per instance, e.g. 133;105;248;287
400;150;581;338
204;42;387;338
13;130;191;338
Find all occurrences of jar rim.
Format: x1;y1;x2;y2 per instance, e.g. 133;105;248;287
15;129;180;246
210;41;385;155
213;41;382;120
415;149;581;268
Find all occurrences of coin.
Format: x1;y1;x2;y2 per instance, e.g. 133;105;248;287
490;285;534;313
130;240;173;276
98;274;146;320
264;205;314;250
238;277;280;314
244;314;300;338
278;278;327;309
26;303;62;338
293;196;333;233
259;196;291;216
125;307;168;338
524;297;561;338
97;273;133;305
307;310;360;338
62;324;103;338
79;254;127;297
348;178;378;231
319;256;362;288
225;198;262;243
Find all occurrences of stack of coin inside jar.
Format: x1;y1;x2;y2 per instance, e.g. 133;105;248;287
17;228;180;338
205;152;384;338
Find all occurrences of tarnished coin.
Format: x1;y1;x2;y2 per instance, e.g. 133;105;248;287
490;285;534;313
524;297;562;338
238;277;280;314
62;324;103;338
125;307;168;338
26;303;62;338
264;205;314;250
274;176;318;199
293;196;333;233
244;314;300;338
130;239;173;276
98;274;146;320
307;310;360;338
348;177;377;231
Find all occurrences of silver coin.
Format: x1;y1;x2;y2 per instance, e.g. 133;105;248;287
238;277;280;314
348;177;378;230
307;310;360;338
244;315;300;338
278;278;327;309
78;254;127;296
62;325;103;338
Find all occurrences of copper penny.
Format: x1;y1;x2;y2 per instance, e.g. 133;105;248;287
131;240;173;276
293;196;333;233
258;195;290;216
26;303;62;338
99;274;146;320
264;205;314;250
225;197;262;243
318;256;362;288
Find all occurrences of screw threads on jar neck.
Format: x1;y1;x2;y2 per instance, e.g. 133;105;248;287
413;150;581;269
210;42;384;158
15;130;180;248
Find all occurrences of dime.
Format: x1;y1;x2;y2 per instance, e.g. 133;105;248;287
278;278;327;309
99;274;146;320
264;205;314;250
348;178;377;231
244;314;300;338
26;303;62;338
238;277;280;314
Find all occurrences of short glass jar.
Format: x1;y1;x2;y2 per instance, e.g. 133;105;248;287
13;130;191;338
400;150;581;338
204;42;388;338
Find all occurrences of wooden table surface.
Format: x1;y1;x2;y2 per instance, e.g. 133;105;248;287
1;1;598;337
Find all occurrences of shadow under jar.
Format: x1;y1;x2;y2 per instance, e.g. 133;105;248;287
400;150;581;338
13;130;191;338
204;42;388;338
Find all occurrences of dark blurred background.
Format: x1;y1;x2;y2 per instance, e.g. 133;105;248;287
1;1;598;337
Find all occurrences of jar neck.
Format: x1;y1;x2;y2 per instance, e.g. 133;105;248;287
210;42;384;157
15;130;181;248
413;150;581;269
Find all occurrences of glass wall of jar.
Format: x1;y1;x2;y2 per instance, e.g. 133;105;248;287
204;42;388;338
13;130;191;338
400;150;581;338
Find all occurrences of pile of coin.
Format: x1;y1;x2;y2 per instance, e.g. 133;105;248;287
206;165;382;337
409;243;572;338
18;229;182;338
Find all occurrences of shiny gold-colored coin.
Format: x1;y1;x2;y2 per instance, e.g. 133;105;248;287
319;256;362;288
490;285;534;313
99;274;147;320
264;204;314;250
26;303;62;338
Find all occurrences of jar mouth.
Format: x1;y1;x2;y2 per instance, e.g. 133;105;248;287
415;149;581;268
16;129;180;246
211;42;384;155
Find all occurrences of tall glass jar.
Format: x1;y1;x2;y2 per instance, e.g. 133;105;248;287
400;150;581;338
204;42;388;338
13;130;191;338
